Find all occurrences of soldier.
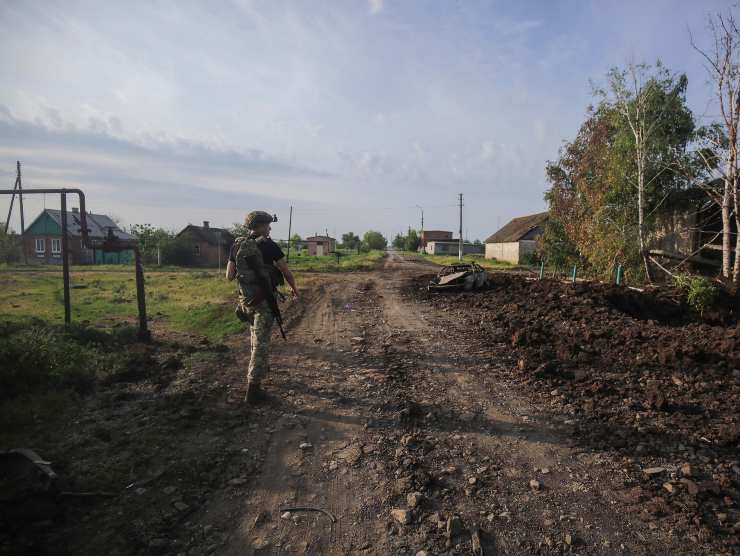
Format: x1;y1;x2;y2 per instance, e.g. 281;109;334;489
226;211;298;403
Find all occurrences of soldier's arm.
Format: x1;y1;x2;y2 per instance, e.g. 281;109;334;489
275;258;298;297
226;260;236;281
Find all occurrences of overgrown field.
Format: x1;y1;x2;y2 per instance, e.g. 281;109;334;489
0;268;242;340
0;251;383;339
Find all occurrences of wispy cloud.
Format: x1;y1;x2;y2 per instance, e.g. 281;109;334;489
0;0;731;239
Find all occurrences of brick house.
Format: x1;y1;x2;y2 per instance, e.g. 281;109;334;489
176;221;234;267
24;208;134;265
305;235;336;256
419;230;453;251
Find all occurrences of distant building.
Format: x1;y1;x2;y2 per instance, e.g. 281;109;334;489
176;221;234;267
424;240;484;256
419;230;453;251
305;235;336;256
485;212;548;264
24;208;134;265
648;184;726;269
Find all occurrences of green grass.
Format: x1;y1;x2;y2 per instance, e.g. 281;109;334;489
403;252;519;269
0;252;385;340
0;268;240;339
284;250;385;272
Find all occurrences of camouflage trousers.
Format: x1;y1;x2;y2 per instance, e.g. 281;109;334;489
239;300;274;385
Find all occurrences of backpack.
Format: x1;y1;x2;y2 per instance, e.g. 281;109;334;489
233;235;265;305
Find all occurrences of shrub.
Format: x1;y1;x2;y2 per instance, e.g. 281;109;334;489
673;274;718;316
0;321;142;400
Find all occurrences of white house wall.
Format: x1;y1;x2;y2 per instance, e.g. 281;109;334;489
485;242;520;263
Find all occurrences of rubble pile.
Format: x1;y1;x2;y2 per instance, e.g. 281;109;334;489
409;273;740;544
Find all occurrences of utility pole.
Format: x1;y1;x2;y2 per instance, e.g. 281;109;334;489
4;161;27;263
286;205;293;262
458;193;463;261
415;204;424;252
17;162;26;264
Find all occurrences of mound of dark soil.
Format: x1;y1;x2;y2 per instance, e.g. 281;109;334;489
405;273;740;545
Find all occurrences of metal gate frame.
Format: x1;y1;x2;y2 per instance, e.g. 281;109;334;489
0;188;149;340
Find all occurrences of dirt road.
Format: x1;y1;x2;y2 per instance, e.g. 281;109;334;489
8;255;731;555
171;255;701;555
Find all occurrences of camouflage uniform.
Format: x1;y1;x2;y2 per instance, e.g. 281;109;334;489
238;299;274;386
234;211;278;391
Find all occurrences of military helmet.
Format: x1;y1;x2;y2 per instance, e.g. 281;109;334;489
245;211;277;229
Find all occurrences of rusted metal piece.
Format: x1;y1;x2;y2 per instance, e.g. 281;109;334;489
428;262;488;291
0;187;149;339
61;192;71;323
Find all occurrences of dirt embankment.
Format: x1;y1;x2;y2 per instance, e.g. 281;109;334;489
405;272;740;549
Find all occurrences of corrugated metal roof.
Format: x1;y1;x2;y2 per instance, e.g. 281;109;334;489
485;212;548;243
44;209;134;240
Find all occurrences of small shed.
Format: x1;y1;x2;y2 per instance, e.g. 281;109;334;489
305;235;336;256
485;212;548;264
176;221;234;267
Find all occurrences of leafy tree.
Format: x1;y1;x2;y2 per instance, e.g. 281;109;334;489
544;62;695;281
341;232;361;250
230;223;250;237
392;233;405;250
289;233;303;255
129;224;172;264
362;230;387;251
597;61;694;280
404;229;420;252
538;218;580;270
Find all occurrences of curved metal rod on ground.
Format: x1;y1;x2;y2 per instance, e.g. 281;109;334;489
279;507;337;523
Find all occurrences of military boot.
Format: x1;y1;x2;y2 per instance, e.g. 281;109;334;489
245;382;267;404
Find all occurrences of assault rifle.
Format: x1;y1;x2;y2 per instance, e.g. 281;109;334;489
261;274;287;341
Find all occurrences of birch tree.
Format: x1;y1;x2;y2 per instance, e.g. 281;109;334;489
600;62;693;282
691;12;740;283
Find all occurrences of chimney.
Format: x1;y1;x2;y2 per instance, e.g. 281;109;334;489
203;221;209;229
72;207;79;213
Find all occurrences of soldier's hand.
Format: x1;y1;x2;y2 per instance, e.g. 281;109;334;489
290;289;299;300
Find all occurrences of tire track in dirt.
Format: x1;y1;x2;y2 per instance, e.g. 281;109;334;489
359;255;691;554
180;275;398;555
177;257;695;555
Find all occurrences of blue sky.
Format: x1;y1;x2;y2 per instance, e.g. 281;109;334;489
0;0;734;241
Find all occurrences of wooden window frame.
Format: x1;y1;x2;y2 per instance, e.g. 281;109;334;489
51;238;61;254
35;238;45;254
